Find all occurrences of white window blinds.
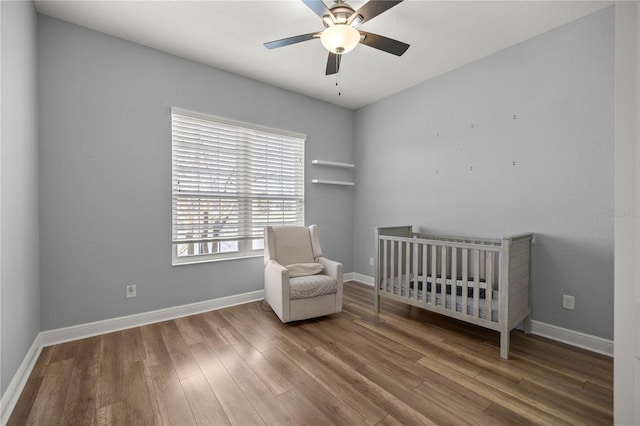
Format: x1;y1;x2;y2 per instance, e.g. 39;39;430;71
171;108;305;247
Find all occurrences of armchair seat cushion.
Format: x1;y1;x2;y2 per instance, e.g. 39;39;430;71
289;275;338;300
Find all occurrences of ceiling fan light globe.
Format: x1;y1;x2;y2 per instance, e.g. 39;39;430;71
320;25;360;54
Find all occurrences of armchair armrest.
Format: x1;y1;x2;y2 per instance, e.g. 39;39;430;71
317;256;343;313
317;257;343;282
264;260;289;322
265;260;289;290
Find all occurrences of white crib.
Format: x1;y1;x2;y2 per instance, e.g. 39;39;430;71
374;226;533;359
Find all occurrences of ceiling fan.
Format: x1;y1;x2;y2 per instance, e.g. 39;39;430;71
264;0;410;75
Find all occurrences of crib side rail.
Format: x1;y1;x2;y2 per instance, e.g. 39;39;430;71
380;235;502;252
413;232;502;247
376;233;502;323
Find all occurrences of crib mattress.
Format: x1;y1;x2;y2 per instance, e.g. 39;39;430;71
379;277;498;322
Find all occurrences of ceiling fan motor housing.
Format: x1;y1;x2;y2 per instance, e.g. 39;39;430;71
324;1;356;27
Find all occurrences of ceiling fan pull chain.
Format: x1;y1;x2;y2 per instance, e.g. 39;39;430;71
336;55;341;96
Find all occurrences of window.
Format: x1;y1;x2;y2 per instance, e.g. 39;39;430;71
171;108;305;265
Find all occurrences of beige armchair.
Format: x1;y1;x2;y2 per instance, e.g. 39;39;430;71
264;224;343;323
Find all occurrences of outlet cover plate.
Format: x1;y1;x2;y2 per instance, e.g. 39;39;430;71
562;294;574;310
126;284;137;298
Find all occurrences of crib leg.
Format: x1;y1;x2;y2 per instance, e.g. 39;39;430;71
374;293;380;312
500;331;510;359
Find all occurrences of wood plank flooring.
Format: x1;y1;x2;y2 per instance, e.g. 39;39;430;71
8;281;613;425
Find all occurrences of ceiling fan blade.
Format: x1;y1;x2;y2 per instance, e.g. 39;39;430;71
264;32;320;49
358;31;409;56
348;0;404;26
325;53;341;75
302;0;334;21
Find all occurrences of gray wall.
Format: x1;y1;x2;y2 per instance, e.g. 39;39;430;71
1;1;41;395
38;15;354;330
353;8;614;339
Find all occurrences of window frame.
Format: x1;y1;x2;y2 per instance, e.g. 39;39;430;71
171;108;305;266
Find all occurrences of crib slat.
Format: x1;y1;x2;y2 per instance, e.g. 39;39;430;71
473;249;480;318
405;241;411;300
382;239;388;292
396;241;400;295
451;247;458;313
441;245;448;311
390;240;395;294
400;241;403;296
422;242;428;303
396;241;408;296
486;251;494;321
430;244;438;306
395;241;400;296
462;249;468;314
438;244;444;305
412;241;419;301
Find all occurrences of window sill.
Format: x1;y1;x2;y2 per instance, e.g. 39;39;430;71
172;253;263;266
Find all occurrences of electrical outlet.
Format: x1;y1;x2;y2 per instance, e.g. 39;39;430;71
562;294;574;310
126;284;137;299
370;257;374;266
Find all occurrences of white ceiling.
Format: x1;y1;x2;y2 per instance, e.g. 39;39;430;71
34;0;612;109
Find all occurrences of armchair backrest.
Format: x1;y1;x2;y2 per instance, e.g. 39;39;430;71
264;225;324;266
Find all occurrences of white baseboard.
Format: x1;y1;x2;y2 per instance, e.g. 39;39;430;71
1;335;43;426
1;289;264;424
39;290;264;347
530;320;613;357
345;272;374;286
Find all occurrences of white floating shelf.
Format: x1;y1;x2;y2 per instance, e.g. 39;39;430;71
311;159;355;168
312;179;355;186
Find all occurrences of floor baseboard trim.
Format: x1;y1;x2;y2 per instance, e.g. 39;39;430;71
1;335;43;425
40;289;265;347
530;320;613;357
346;272;374;286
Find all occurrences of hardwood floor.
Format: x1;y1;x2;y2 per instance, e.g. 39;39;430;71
9;281;613;425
